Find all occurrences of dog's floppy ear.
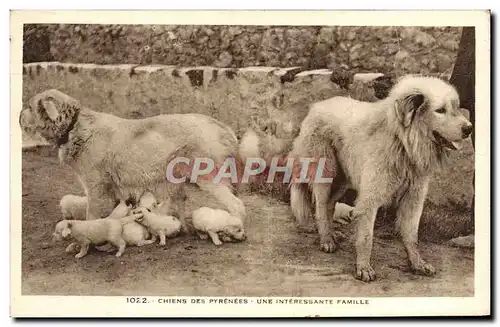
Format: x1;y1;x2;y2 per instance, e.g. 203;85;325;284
395;92;427;128
61;222;72;238
34;99;58;129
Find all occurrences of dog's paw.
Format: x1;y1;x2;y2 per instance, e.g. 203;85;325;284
319;234;338;253
355;264;377;282
74;253;86;259
319;231;345;253
212;240;223;246
65;242;78;253
412;261;436;277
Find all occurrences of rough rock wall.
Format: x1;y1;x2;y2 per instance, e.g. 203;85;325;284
23;25;461;77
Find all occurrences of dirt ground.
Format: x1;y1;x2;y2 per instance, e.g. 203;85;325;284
21;147;474;297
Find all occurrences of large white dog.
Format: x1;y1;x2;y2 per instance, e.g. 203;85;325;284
20;89;247;227
288;75;473;282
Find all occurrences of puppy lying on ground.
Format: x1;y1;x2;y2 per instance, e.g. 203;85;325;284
132;207;182;246
59;194;87;220
192;207;246;245
52;213;143;258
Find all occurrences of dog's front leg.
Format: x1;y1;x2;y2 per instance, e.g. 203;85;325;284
74;242;90;258
65;242;79;253
158;231;167;246
207;230;223;246
353;206;379;282
312;183;344;253
396;178;436;277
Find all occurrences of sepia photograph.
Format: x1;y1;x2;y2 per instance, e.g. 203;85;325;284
10;10;490;318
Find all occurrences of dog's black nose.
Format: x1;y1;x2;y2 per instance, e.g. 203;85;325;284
462;124;473;138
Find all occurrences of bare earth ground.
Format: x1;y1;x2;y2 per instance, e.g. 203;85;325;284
21;147;474;297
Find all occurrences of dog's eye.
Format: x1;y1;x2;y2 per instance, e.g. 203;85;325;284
435;107;446;114
146;208;151;212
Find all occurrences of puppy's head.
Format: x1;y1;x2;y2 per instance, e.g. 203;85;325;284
131;207;152;226
138;192;158;210
19;89;82;146
391;75;473;150
52;220;72;242
221;224;246;242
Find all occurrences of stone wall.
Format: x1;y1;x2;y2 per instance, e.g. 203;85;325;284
23;25;462;77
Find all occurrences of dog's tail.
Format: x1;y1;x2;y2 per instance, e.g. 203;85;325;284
238;128;297;163
290;183;313;226
239;129;261;161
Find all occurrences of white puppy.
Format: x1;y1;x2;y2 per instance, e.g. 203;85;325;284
138;191;159;211
106;200;153;247
52;213;143;258
332;203;354;225
132;207;182;246
59;194;87;220
192;207;246;246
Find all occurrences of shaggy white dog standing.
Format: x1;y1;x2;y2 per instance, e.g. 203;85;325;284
286;75;473;282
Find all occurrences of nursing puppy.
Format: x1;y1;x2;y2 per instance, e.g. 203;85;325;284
52;213;143;258
59;194;88;220
286;75;472;282
192;207;246;245
132;207;182;246
19;89;247;224
107;199;153;247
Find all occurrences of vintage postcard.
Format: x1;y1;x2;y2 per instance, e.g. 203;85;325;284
10;10;490;318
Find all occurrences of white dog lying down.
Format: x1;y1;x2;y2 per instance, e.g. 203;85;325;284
59;194;88;220
52;213;143;258
192;207;247;245
132;207;182;246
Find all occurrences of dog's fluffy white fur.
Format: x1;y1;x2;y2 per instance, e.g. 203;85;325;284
286;75;472;282
52;213;143;258
192;207;247;245
19;89;247;224
59;194;88;220
132;207;182;246
107;199;153;247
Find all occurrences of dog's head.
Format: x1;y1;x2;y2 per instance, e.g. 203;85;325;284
219;224;246;242
138;192;159;210
390;76;473;150
19;89;82;146
131;207;152;226
52;220;72;242
108;201;132;219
